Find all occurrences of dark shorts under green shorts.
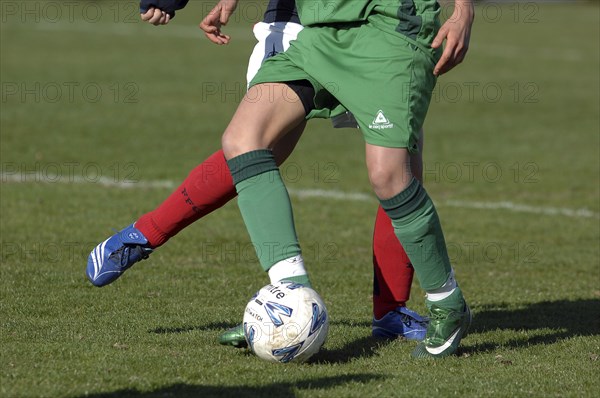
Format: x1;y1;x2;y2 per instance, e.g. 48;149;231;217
250;22;438;153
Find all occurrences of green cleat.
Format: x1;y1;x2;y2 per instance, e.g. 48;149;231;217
412;302;471;359
218;324;247;348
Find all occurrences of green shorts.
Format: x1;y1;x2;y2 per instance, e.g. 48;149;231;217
250;22;438;153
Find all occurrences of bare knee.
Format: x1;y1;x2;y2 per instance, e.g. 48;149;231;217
221;114;271;160
365;145;413;199
369;166;411;199
221;128;243;161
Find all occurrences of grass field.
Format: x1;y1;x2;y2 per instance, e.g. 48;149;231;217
1;1;599;397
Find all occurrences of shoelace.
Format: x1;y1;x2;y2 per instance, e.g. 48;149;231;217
399;312;429;328
109;245;149;267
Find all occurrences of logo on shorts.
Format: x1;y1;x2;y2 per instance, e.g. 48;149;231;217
369;110;394;130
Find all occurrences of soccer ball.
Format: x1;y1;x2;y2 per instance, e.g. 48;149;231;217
243;281;329;363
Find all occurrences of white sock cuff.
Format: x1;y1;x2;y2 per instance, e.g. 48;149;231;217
426;270;457;302
267;255;307;283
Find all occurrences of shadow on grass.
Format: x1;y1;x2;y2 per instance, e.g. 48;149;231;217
73;373;384;398
149;322;237;334
463;298;600;354
150;319;387;364
150;319;373;335
147;300;599;358
310;335;393;364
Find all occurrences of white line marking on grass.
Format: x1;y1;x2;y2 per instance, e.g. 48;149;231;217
443;200;599;219
2;173;598;220
1;174;177;190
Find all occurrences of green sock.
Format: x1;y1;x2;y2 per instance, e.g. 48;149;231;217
227;150;302;271
380;178;452;292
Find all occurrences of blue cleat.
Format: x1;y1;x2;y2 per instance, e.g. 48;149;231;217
86;224;153;287
372;306;429;341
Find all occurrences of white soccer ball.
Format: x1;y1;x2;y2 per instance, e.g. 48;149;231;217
243;281;329;363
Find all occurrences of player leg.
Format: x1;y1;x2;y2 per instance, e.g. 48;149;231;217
359;47;469;357
302;21;470;357
222;81;322;352
219;82;321;357
371;130;429;340
86;21;307;287
222;81;312;288
85;123;306;287
366;144;470;358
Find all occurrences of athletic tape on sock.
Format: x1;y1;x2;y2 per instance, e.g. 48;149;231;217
426;270;457;302
268;255;307;283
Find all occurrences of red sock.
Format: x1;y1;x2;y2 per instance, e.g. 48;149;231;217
135;150;237;248
372;205;415;319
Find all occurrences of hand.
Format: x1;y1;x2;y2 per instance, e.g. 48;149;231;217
432;1;475;76
199;0;239;45
141;7;171;26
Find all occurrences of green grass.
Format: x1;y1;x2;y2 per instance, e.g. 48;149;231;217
1;1;599;397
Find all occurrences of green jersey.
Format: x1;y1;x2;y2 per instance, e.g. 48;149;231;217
296;0;441;51
295;0;374;25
